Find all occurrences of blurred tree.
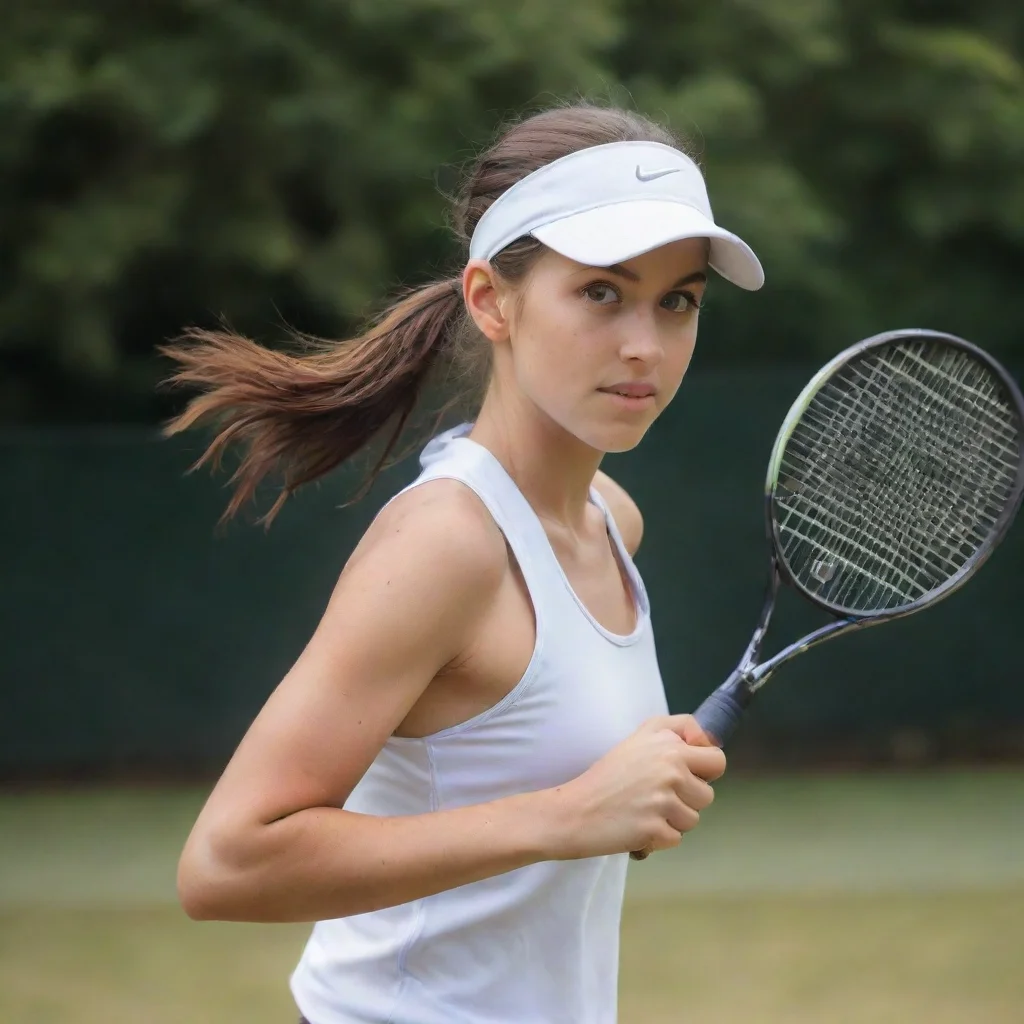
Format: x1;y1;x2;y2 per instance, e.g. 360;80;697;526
0;0;1021;422
0;0;618;420
613;0;1024;360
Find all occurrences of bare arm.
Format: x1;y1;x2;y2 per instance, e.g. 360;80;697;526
178;482;725;924
178;483;569;923
183;781;564;923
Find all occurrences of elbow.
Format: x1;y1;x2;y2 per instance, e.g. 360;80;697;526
177;841;223;921
177;866;219;922
176;828;253;922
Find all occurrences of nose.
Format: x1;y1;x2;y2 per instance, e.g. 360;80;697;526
618;311;664;367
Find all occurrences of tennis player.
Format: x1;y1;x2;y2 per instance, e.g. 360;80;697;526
169;103;764;1024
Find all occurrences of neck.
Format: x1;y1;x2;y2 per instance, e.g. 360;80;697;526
469;384;602;530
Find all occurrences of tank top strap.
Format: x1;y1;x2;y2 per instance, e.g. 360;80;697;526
586;486;628;571
394;423;566;617
587;483;651;620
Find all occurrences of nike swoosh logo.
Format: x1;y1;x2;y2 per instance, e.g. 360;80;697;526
635;166;681;182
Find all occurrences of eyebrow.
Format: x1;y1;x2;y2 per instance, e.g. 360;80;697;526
604;264;708;289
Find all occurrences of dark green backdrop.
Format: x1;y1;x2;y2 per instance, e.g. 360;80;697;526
3;366;1023;778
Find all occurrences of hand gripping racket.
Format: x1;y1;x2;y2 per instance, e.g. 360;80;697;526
691;328;1024;747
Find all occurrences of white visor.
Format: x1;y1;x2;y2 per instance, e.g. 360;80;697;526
468;141;764;291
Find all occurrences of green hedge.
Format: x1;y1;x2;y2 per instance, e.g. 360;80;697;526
4;367;1023;776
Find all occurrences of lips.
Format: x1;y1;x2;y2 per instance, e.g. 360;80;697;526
600;382;657;398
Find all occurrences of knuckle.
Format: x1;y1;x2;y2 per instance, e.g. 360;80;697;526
678;810;699;833
651;825;674;850
659;829;683;851
655;792;677;816
689;780;714;809
671;745;693;768
669;803;699;833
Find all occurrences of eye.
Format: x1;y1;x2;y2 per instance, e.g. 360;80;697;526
660;290;703;313
582;283;620;305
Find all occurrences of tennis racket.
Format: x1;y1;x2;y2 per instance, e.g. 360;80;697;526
690;328;1024;747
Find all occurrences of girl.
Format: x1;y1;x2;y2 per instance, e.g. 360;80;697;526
167;103;764;1024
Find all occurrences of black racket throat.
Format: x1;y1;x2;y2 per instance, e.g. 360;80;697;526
692;565;777;745
693;563;862;746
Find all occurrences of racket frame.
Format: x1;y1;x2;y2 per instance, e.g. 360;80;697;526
766;328;1024;623
695;329;1024;741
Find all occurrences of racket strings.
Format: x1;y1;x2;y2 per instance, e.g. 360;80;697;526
801;354;1005;575
774;339;1021;612
783;346;1015;606
796;354;960;597
827;352;1003;603
789;353;1009;606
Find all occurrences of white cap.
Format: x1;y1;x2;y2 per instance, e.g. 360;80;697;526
468;141;764;291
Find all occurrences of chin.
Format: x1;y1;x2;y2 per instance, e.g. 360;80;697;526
578;420;652;454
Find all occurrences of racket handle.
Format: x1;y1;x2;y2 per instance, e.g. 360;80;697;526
693;670;753;747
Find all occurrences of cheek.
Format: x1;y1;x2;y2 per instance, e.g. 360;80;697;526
675;331;698;373
660;327;699;402
513;298;596;387
523;336;593;414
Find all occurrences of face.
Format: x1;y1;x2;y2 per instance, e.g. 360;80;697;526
468;238;709;453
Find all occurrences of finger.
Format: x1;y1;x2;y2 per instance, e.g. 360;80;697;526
671;772;715;812
665;801;700;834
631;817;684;860
680;744;727;782
653;827;684;852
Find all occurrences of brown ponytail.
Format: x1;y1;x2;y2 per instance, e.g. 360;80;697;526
161;278;462;525
162;102;691;525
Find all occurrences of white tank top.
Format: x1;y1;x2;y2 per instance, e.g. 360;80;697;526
290;424;669;1024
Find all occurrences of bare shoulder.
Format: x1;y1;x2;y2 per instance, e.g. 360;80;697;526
346;478;510;609
592;470;644;556
304;477;512;737
187;480;513;838
307;476;512;721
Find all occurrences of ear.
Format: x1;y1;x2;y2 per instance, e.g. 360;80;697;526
463;259;512;344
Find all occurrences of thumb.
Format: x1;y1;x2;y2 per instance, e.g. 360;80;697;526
663;713;717;748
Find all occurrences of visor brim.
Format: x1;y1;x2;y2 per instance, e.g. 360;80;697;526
531;200;764;291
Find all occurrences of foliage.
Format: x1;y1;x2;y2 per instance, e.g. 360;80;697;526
1;0;1022;421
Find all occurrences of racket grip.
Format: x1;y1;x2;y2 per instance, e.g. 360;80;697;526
693;671;752;747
